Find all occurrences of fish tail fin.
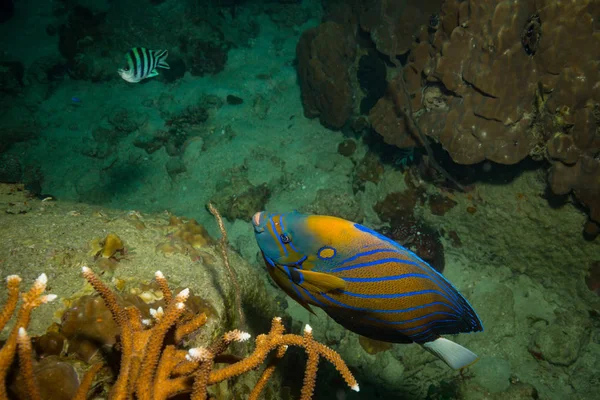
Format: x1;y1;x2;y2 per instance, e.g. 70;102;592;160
155;50;170;69
421;337;479;370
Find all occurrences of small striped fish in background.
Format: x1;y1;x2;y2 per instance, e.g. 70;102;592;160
117;47;170;83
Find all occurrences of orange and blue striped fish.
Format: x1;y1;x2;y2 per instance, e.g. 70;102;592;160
252;211;483;369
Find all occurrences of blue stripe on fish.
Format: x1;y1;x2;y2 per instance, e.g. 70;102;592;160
365;311;459;325
270;215;288;257
330;257;422;273
340;289;447;299
301;286;328;308
400;319;458;333
320;293;457;314
340;248;464;311
289;241;300;254
353;223;468;308
342;273;431;282
336;248;408;267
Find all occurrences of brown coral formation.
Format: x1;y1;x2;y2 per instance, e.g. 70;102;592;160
306;0;600;231
359;0;443;61
296;21;357;129
156;215;216;262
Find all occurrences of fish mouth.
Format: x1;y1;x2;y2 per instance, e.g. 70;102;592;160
252;211;266;233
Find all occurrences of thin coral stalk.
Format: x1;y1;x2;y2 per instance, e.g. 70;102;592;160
0;274;56;399
207;202;245;328
205;317;359;395
72;362;103;400
0;275;21;331
174;313;207;343
17;328;42;400
248;344;288;400
300;325;319;400
136;293;188;400
155;270;173;304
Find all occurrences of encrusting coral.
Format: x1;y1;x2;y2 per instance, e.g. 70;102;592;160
1;267;358;399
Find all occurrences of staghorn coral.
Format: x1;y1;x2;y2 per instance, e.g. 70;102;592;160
74;266;358;399
0;273;98;399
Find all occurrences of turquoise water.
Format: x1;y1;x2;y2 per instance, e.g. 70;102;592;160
1;1;599;399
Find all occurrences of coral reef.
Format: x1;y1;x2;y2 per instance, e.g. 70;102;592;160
0;273;98;399
296;21;356;129
374;189;445;272
297;0;600;233
1;264;358;399
210;172;271;222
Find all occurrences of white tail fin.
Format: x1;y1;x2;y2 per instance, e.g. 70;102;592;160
422;337;479;370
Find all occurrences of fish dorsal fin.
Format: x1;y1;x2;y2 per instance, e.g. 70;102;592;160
300;270;345;293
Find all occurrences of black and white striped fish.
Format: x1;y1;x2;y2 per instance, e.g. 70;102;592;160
117;47;170;83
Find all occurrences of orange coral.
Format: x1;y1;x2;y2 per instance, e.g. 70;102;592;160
79;267;358;399
0;274;98;399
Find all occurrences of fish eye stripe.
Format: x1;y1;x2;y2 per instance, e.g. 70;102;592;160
288;241;300;253
268;215;288;257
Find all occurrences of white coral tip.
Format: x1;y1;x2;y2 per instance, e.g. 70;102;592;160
176;302;184;309
44;294;58;302
155;271;164;279
304;324;312;334
36;273;48;286
351;384;359;392
18;327;27;337
142;319;152;326
237;332;251;342
186;347;209;361
7;275;21;283
274;316;281;322
82;266;91;273
176;288;190;300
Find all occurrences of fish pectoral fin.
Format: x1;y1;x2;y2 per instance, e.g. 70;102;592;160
148;69;159;77
299;270;345;293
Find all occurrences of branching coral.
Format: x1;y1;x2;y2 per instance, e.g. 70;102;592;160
78;267;358;399
0;274;97;399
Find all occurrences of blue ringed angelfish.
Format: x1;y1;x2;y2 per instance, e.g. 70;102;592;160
252;211;483;370
118;47;170;83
